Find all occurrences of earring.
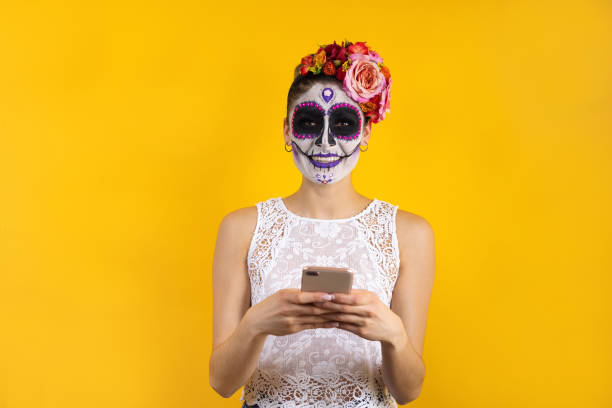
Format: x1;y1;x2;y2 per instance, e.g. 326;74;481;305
284;142;293;152
359;142;368;152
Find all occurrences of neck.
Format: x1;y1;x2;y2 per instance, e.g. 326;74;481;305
283;174;372;219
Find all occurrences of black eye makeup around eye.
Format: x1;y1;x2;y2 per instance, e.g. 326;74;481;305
329;107;361;139
292;107;324;138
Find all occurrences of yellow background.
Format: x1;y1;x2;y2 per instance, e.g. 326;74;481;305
1;1;610;407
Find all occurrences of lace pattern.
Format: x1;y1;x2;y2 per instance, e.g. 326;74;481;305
242;197;401;408
354;203;400;305
246;199;295;306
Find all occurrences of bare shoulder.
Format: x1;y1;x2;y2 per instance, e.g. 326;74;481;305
394;208;435;262
217;204;258;251
395;208;434;239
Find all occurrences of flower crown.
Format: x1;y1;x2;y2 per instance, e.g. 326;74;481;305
295;40;392;124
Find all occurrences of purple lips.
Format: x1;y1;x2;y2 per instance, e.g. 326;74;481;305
308;153;343;168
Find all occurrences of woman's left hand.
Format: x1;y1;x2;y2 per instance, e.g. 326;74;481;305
313;289;406;344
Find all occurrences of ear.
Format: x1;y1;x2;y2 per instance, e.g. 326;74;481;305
283;117;291;145
361;119;372;145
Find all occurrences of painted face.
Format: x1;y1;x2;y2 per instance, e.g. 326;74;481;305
288;82;365;185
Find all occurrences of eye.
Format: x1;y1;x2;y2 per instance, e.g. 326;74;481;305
292;107;324;134
300;119;318;128
333;120;353;128
329;108;360;137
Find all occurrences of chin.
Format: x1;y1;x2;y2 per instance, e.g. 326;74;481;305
302;167;351;185
293;151;359;185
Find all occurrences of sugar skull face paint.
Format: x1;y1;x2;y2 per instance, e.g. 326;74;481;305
288;82;366;185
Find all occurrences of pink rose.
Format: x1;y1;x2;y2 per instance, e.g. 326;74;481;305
376;78;392;122
368;49;383;63
343;53;386;103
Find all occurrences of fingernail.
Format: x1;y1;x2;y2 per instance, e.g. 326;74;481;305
330;322;339;327
322;294;333;301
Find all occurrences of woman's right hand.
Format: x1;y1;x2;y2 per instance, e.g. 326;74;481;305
245;288;339;337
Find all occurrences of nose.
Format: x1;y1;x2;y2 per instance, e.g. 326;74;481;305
315;115;336;147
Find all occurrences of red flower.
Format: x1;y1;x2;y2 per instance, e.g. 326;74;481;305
323;41;347;63
300;55;314;76
335;67;346;81
369;94;381;106
348;41;369;55
366;111;379;122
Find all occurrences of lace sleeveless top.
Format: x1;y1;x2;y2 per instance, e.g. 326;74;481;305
241;197;401;408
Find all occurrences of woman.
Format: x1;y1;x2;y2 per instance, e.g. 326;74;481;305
209;41;435;407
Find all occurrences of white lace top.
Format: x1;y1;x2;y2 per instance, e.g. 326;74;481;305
240;197;401;408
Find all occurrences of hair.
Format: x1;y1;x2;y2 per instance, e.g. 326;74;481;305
286;67;371;127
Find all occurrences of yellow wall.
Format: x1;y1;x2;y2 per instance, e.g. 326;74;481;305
1;1;610;407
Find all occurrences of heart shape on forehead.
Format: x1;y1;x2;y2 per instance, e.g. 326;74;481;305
321;87;334;103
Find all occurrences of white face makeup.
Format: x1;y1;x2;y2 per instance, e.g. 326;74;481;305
288;82;365;185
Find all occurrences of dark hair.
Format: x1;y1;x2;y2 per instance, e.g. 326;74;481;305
286;69;371;127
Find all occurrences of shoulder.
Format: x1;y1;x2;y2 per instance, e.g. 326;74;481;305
216;203;259;250
377;200;433;239
393;207;435;261
395;208;434;239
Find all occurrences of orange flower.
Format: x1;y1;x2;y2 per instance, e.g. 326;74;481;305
313;49;326;66
359;101;378;113
380;65;391;81
323;61;336;75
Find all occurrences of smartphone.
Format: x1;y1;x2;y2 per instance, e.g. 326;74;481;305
300;266;354;294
